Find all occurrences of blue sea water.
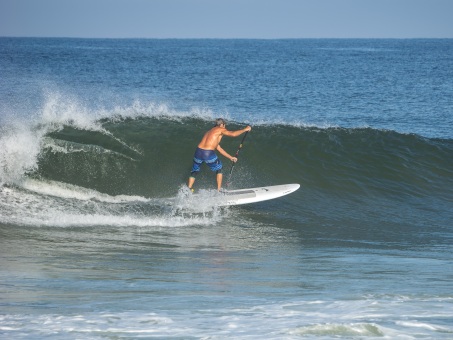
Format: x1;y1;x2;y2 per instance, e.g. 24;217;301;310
0;38;452;339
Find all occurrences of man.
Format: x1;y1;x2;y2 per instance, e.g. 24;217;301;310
188;118;251;191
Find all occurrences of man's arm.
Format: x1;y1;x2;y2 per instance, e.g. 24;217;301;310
217;145;237;162
216;144;236;162
221;126;251;138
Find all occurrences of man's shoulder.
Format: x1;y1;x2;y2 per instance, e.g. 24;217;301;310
211;126;226;134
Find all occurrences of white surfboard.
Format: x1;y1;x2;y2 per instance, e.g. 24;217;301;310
222;183;300;206
169;184;300;212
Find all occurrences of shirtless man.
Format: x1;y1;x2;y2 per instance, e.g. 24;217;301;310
188;118;251;191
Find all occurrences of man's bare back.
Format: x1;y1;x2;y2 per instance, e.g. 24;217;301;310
197;126;225;151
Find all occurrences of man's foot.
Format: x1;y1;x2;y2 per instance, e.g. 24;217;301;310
178;186;194;199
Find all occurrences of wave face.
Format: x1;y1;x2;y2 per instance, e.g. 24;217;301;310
1;106;452;231
3;112;452;198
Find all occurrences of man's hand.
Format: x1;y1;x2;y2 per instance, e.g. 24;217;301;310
230;157;238;163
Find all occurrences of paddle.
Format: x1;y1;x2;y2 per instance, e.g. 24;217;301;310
226;130;249;187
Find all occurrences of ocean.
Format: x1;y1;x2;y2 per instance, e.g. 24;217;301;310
0;38;452;339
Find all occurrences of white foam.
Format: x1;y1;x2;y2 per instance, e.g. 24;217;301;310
0;122;43;185
396;321;451;332
41;137;137;161
1;292;452;338
109;99;216;122
26;211;220;228
21;178;149;203
170;185;226;213
0;181;224;228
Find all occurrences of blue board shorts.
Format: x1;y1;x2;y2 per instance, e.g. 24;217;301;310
191;147;223;174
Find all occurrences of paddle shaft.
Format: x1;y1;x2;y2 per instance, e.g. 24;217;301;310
226;130;249;186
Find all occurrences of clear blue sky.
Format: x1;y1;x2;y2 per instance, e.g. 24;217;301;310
1;0;452;39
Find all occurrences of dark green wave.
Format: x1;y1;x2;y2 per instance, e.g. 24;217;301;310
35;117;453;202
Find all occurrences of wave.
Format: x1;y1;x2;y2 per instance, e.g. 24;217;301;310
43;122;453;202
1;98;452;201
1;95;452;228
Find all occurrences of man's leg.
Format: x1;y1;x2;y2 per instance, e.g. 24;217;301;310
189;158;201;192
188;176;196;191
216;172;223;191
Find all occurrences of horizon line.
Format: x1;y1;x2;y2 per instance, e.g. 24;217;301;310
1;35;453;40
